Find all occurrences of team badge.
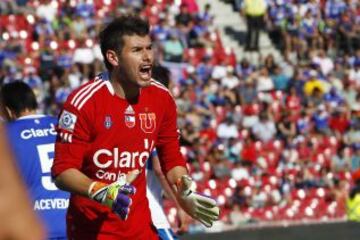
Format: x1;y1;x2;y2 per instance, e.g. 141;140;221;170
104;115;112;129
124;105;135;128
139;113;156;133
59;110;77;132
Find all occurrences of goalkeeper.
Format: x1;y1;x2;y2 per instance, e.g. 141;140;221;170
52;15;219;239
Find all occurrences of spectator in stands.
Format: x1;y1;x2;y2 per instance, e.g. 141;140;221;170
272;65;289;91
344;122;360;148
217;114;239;140
277;112;296;144
221;66;240;90
207;144;231;179
331;147;351;173
256;67;274;93
175;3;193;28
163;32;184;62
338;12;359;54
242;0;267;51
231;161;249;181
351;147;360;171
252;112;276;142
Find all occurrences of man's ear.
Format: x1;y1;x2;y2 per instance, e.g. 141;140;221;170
106;50;119;68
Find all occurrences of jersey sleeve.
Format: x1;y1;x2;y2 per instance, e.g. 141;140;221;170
156;93;186;174
51;98;92;177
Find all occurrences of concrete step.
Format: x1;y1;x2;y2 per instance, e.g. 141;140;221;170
198;0;284;66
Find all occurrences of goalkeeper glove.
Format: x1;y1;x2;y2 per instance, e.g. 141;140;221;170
176;175;220;227
88;170;140;220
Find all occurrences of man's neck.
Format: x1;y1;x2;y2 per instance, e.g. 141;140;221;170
17;109;37;119
110;71;140;103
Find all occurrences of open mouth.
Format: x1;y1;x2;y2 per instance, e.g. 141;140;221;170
139;64;152;81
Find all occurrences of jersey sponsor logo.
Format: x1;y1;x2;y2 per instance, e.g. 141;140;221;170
59;110;77;132
93;139;154;181
34;198;69;210
139;113;156;133
20;123;57;140
104;115;112;129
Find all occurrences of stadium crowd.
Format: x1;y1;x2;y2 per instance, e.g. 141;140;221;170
0;0;359;235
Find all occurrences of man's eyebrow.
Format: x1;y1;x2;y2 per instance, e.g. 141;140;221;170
130;43;153;50
131;46;142;50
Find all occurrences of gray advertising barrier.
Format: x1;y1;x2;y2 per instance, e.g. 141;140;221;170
180;222;360;240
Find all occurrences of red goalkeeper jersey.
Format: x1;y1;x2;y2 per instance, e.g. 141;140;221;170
52;72;186;239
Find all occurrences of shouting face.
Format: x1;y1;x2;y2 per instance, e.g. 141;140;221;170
117;35;154;88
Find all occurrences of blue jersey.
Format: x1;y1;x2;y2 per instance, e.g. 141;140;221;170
146;150;172;229
6;115;69;239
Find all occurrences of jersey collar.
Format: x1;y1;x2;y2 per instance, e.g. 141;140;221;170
17;114;46;120
99;71;115;96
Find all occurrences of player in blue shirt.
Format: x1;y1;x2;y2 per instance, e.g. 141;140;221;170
1;81;69;240
146;65;189;240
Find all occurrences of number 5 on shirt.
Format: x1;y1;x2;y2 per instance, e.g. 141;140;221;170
37;143;58;191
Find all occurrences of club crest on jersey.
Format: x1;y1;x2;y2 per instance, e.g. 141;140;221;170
139;113;156;133
59;110;77;132
104;115;112;129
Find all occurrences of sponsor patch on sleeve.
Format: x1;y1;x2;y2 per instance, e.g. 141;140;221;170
59;110;77;132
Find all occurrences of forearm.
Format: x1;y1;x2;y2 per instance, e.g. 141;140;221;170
55;168;93;197
152;156;176;200
166;166;188;191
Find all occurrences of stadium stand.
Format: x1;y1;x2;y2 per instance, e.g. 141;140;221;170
0;0;359;236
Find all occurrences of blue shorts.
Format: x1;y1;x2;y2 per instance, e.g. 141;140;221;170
157;228;178;240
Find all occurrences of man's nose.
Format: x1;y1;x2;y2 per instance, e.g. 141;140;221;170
142;49;153;61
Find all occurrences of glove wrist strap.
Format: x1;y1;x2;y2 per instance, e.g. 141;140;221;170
176;175;193;197
88;181;108;202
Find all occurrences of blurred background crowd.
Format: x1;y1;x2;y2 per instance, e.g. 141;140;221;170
0;0;359;235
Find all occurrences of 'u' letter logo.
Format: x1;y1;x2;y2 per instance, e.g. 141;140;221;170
139;113;156;133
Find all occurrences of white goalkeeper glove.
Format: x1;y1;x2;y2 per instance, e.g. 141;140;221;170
88;170;140;220
176;175;220;227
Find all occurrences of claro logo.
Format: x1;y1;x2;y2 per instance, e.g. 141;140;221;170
93;139;154;181
93;148;150;169
21;123;57;140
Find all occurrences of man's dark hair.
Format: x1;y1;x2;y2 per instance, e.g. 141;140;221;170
99;15;150;70
152;65;171;88
0;81;38;117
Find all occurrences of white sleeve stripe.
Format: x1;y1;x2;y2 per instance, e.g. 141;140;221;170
77;82;106;110
149;140;155;153
68;134;72;143
144;139;149;149
64;132;68;142
150;80;169;93
71;79;99;105
72;80;103;107
70;83;92;105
